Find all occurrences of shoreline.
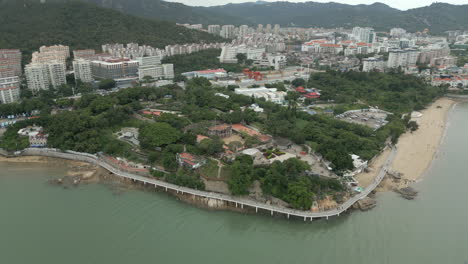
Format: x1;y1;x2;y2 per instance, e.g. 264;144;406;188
356;97;456;192
1;98;456;216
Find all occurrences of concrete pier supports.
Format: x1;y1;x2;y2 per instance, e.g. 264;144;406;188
255;207;258;213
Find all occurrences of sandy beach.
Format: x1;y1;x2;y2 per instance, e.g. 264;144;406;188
357;97;455;191
391;98;455;183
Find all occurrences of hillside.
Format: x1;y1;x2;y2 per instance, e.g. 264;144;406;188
80;0;245;25
0;0;224;58
74;0;468;34
204;1;468;33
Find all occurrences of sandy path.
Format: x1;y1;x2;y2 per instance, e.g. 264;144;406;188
356;147;392;188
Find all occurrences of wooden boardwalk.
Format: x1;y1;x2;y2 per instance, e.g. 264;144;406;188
21;147;396;220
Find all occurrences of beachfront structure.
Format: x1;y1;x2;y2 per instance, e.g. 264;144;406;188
0;76;20;104
17;126;48;147
73;59;93;83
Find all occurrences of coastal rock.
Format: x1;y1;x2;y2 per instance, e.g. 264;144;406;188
396;187;418;200
356;197;377;211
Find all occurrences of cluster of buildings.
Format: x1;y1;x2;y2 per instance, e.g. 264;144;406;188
300;27;459;74
197;24;281;39
17;126;48;147
0;49;22;104
102;42;226;59
219;45;287;70
25;45;69;93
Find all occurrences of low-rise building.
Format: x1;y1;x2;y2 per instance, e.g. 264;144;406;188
208;124;233;138
182;69;227;80
235;87;286;104
176;152;206;169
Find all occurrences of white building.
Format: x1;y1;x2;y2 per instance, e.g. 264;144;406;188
352;27;376;43
32;45;70;65
73;59;93;83
362;57;384;72
239;25;249;37
208;25;221;35
221;25;235;39
162;64;174;79
387;49;419;69
47;61;67;88
25;61;66;92
390;28;407;38
0;76;20;104
25;63;50;92
219;46;239;63
235;87;286;104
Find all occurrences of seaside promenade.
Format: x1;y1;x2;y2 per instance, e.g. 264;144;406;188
9;147;396;220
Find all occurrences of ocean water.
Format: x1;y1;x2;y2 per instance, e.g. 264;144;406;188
1;103;468;264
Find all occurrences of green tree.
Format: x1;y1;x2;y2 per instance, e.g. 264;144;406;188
98;79;116;90
285;178;313;210
139;123;181;149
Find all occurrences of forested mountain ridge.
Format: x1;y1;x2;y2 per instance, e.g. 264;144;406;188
80;0;246;25
0;0;224;58
204;1;468;33
56;0;468;34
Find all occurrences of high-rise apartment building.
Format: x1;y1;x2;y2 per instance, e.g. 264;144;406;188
73;59;93;83
25;60;66;92
362;57;384;72
273;24;280;35
25;63;50;92
257;24;264;33
352;27;376;43
32;45;70;65
162;64;174;79
0;76;20;104
208;25;221;35
47;62;67;88
221;25;235;39
0;49;22;76
387;49;419;68
239;25;249;37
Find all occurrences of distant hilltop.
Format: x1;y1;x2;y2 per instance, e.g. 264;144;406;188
52;0;468;33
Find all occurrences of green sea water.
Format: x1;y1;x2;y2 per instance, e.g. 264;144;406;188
1;103;468;264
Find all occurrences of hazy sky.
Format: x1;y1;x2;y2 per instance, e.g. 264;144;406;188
165;0;466;10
